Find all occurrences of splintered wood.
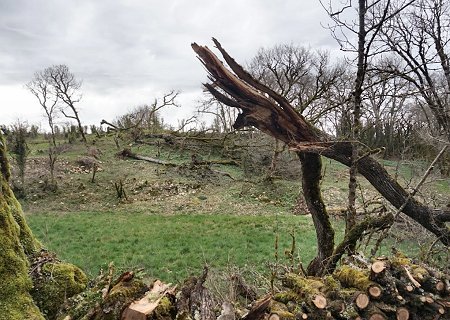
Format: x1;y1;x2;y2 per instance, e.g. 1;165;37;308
122;280;176;320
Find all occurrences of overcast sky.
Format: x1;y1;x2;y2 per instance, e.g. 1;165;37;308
0;0;341;130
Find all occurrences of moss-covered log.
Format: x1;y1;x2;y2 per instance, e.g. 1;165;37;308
334;265;382;298
57;268;149;320
30;257;88;319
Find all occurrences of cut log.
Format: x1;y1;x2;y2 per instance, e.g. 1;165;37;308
369;313;386;320
122;280;176;320
355;292;370;309
242;294;272;320
396;307;409;320
364;307;388;320
371;261;386;275
268;313;280;320
435;281;445;292
369;285;383;298
312;294;327;309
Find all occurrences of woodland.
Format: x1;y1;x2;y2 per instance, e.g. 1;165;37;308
1;0;449;319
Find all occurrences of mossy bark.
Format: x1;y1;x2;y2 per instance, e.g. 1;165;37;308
31;261;88;319
57;271;149;320
0;133;44;319
0;133;87;319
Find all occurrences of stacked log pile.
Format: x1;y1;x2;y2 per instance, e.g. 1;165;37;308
267;254;449;320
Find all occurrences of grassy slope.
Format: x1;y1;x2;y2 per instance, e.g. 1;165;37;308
17;133;449;281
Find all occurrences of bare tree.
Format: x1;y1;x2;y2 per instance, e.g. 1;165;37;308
26;71;59;147
112;90;180;132
380;0;450;140
197;96;239;133
321;0;416;242
46;65;86;143
247;44;347;126
361;65;416;156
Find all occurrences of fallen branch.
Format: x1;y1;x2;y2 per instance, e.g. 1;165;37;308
117;148;235;179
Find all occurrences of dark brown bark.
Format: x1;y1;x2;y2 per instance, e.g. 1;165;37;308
299;152;335;276
191;40;450;254
347;0;367;238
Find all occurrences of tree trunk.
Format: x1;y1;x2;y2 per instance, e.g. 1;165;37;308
299;152;334;276
0;132;88;318
191;39;450;270
0;133;44;319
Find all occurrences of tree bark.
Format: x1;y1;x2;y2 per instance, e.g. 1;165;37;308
0;133;44;319
0;132;87;318
191;39;450;257
299;152;335;276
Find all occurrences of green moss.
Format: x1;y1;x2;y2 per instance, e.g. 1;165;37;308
7;186;41;255
269;301;295;319
322;275;340;293
0;133;44;319
151;295;177;320
282;273;325;297
333;265;374;291
273;290;302;304
391;252;412;267
31;262;88;319
58;276;148;320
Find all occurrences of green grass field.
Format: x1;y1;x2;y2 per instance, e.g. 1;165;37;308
27;212;321;282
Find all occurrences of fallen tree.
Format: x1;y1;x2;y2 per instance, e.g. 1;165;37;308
191;39;450;275
117;148;236;180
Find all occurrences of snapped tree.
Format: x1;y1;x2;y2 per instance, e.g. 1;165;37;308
191;38;450;276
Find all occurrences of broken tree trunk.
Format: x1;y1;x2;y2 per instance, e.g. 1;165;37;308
191;39;450;275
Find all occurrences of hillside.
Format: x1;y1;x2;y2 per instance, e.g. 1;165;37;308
8;131;450;280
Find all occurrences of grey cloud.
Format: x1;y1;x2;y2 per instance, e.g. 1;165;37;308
0;0;339;126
